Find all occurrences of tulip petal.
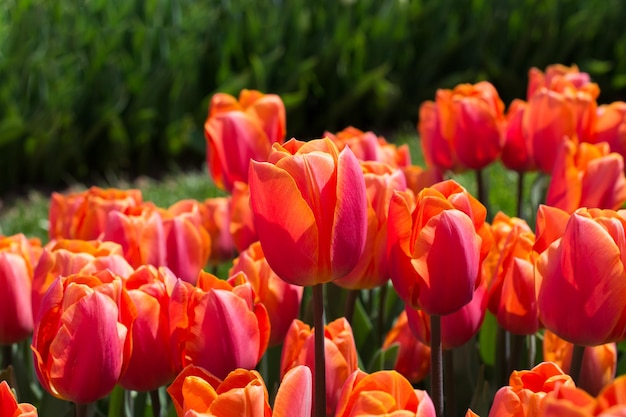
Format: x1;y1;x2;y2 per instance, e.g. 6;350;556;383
273;366;312;417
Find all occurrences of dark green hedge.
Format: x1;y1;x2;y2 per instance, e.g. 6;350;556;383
1;0;625;194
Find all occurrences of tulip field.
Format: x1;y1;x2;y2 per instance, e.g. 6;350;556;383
4;64;626;417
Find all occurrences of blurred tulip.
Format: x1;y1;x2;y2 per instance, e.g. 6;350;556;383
486;213;539;335
591;101;626;159
537;208;626;345
32;239;133;320
383;310;431;384
281;318;358;417
387;179;492;315
0;234;41;345
171;271;270;380
204;89;286;192
401;165;444;197
540;385;597;417
229;241;303;346
230;181;258;253
334;161;407;289
202;197;236;265
335;369;436;417
418;81;505;172
249;138;368;286
543;329;617;396
119;265;181;392
545;139;626;214
596;375;626;414
0;380;37;416
527;64;597;99
49;187;142;240
32;270;136;403
488;362;575;417
406;281;487;349
501;99;534;172
325;126;411;168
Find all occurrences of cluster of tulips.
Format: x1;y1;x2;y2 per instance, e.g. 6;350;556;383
4;64;626;417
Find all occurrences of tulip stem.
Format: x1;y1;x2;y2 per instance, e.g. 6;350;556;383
1;344;12;369
495;325;508;388
313;284;327;417
377;283;388;346
431;314;444;417
344;289;359;324
509;334;525;375
528;334;536;368
570;344;586;385
475;169;487;214
75;403;89;417
516;172;525;219
150;389;162;417
443;349;455;417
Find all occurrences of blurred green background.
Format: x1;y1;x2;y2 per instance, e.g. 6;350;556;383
1;0;625;195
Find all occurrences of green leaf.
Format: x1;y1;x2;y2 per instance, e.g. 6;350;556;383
366;343;399;373
352;297;373;349
478;311;497;366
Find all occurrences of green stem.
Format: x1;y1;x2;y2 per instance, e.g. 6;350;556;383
75;403;89;417
569;344;586;385
344;289;359;324
431;315;444;417
475;169;487;212
313;284;326;417
509;334;525;376
377;284;388;346
150;389;161;417
443;349;455;417
495;325;507;388
528;334;536;368
1;344;11;369
516;172;525;219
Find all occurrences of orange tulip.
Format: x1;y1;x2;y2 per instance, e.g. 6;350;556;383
0;380;37;416
486;212;539;335
401;165;444;198
31;270;136;403
171;271;270;380
31;239;133;320
281;318;358;417
543;330;617;396
325;126;411;168
335;369;436;417
48;187;142;240
533;205;571;255
230;181;258;253
202;197;236;265
204;89;286;192
596;375;626;414
527;64;596;100
591;101;626;159
248;138;368;286
537;208;626;345
167;364;311;417
0;234;41;344
229;241;303;346
334;161;407;290
418;81;505;172
387;179;491;315
488;362;575;417
383;310;431;384
119;265;181;392
545;139;626;214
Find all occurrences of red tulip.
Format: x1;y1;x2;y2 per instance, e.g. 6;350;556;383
0;234;41;345
387;179;491;315
31;270;136;403
202;197;236;265
281;318;358;417
119;265;181;392
229;241;303;346
230;181;258;253
248;138;368;286
591;101;626;159
545;139;626;214
543;329;617;396
204;89;286;192
32;239;133;320
0;380;37;416
335;369;436;417
48;187;142;240
171;271;270;380
383;310;431;384
533;205;571;255
537;208;626;345
501;99;534;172
527;64;597;100
418;81;505;172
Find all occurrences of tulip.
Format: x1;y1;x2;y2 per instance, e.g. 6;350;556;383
335;369;436;417
536;208;626;346
387;179;491;316
543;330;617;396
488;362;575;417
418;81;505;172
171;271;270;380
48;186;142;240
31;239;133;320
401;165;444;198
325;126;411;168
31;270;136;404
533;205;571;255
202;197;236;265
591;101;626;159
545;138;626;213
229;181;258;253
280;318;358;417
501;99;534;172
229;241;303;346
486;212;539;335
383;310;431;384
334;161;407;290
248;137;368;286
0;234;41;345
527;64;597;99
167;364;311;417
119;265;181;392
596;375;626;414
0;380;37;416
204;89;286;192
